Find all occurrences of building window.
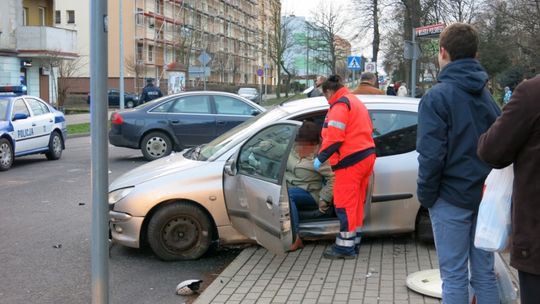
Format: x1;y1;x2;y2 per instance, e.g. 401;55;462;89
136;8;144;25
137;43;144;61
39;7;46;25
155;0;162;14
23;7;28;25
67;10;75;24
148;45;154;62
55;10;61;24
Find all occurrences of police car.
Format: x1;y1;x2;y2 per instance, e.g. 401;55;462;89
0;86;67;171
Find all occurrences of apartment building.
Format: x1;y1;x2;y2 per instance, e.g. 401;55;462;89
121;0;278;93
0;0;78;103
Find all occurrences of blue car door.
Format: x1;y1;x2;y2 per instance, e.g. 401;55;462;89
212;95;260;136
167;95;215;146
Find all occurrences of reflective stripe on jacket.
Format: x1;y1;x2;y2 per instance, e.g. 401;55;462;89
317;87;375;170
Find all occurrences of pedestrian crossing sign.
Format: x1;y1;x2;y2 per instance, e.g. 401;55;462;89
347;56;362;71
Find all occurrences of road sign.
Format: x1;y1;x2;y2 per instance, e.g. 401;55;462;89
198;51;211;66
404;41;422;60
347;56;362;71
415;23;445;38
365;62;377;73
257;68;264;77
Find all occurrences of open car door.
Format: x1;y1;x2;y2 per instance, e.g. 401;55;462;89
223;121;301;255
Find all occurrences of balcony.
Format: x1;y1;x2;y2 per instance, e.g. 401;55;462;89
16;26;78;59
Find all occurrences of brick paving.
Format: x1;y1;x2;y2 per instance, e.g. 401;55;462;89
195;235;518;304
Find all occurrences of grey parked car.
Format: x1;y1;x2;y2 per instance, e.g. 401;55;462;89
108;95;432;260
108;91;265;160
237;87;259;103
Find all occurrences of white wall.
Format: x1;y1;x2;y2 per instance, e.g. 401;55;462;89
54;0;90;77
25;65;40;97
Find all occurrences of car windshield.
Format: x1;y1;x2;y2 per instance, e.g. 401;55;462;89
0;99;9;121
194;106;288;161
238;88;257;94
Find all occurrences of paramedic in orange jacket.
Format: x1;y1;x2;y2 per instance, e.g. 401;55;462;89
314;75;376;259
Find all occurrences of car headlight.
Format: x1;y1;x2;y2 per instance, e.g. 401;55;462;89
108;187;134;205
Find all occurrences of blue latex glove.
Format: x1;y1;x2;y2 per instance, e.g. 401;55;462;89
313;158;322;171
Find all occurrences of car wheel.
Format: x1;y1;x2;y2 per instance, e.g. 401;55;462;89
126;100;135;108
45;131;63;160
0;138;14;171
415;209;434;243
147;201;213;261
141;131;172;161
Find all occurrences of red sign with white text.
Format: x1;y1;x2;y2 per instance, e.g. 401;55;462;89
415;23;446;38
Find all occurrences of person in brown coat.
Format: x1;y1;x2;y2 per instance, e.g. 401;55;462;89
477;75;540;304
351;72;384;95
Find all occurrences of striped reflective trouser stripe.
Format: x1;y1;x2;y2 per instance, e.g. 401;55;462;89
355;227;362;245
335;231;356;247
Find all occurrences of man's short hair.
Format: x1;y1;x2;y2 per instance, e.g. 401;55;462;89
439;23;479;61
360;72;376;82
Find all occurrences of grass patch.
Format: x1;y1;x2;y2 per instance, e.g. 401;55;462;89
262;94;305;107
67;123;90;135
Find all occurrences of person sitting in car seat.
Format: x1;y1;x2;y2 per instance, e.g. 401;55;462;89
286;121;335;251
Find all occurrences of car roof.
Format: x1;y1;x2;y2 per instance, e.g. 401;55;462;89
135;90;266;111
277;95;420;115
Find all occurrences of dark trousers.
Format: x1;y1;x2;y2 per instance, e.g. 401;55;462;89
519;270;540;304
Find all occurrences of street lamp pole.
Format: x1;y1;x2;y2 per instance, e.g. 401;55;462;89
119;0;125;109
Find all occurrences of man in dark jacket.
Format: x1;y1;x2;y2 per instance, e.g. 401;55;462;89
307;76;326;98
416;23;501;303
140;78;163;103
478;76;540;304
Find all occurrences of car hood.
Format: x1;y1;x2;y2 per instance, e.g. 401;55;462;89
109;152;204;190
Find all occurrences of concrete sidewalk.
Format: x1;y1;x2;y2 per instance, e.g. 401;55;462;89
65;111;113;125
194;236;518;304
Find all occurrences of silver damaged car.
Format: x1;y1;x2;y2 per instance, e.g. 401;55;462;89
108;95;432;260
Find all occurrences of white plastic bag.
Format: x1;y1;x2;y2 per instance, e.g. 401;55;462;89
474;166;513;252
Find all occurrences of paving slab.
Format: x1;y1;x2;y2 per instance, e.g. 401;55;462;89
194;235;519;304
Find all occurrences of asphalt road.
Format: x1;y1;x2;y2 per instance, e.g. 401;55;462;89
0;136;241;304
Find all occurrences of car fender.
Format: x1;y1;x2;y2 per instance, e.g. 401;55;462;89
113;160;232;227
0;123;15;149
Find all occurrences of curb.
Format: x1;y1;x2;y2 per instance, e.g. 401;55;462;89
67;133;90;139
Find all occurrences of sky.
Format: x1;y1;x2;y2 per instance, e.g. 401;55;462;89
282;0;351;17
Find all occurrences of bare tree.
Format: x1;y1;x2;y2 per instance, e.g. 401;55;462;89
437;0;483;23
267;1;296;97
125;55;145;93
42;53;86;109
353;0;386;64
307;1;350;74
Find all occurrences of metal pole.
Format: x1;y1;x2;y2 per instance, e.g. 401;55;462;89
411;27;417;98
264;65;267;100
119;0;124;109
352;70;355;87
90;0;109;302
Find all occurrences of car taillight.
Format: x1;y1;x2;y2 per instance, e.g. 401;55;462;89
111;112;124;125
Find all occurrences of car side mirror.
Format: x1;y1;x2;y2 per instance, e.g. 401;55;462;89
12;113;29;121
224;158;237;176
251;109;261;116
